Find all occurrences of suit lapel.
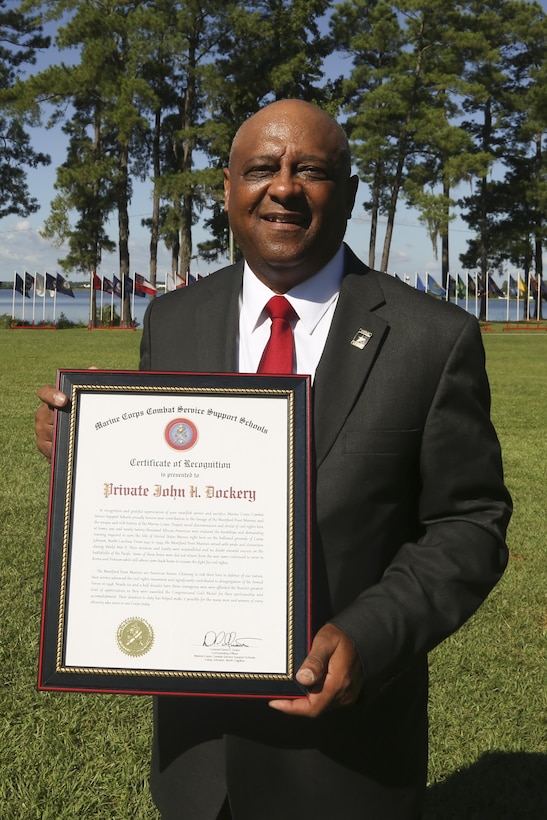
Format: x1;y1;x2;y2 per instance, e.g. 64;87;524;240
194;262;243;372
313;250;389;467
187;254;388;465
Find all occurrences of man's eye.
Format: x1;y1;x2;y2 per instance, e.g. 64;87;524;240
298;167;329;179
244;168;274;179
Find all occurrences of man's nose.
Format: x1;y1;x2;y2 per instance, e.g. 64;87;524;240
268;168;302;200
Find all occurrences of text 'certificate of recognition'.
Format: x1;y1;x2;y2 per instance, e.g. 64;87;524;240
38;371;311;698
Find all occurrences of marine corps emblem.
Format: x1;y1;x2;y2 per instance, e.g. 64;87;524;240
164;418;198;451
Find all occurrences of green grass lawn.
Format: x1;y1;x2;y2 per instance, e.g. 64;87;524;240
0;325;545;819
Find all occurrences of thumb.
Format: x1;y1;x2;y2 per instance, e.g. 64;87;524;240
295;628;337;688
296;656;325;689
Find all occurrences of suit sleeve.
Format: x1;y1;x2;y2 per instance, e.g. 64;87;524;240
330;316;511;691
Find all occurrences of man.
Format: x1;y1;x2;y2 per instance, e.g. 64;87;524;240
36;99;511;820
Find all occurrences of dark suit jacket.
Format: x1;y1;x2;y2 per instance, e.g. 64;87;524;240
140;246;511;820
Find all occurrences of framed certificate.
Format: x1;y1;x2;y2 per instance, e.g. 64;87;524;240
38;370;311;698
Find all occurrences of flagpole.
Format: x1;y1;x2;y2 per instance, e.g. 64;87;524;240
40;273;46;324
506;271;510;323
11;272;16;322
89;269;94;328
32;273;37;325
22;274;26;325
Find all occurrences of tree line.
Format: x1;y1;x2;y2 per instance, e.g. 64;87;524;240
1;0;546;321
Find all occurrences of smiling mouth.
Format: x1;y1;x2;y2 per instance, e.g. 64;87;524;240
262;214;308;227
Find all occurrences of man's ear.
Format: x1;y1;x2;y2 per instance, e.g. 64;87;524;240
223;168;230;212
346;174;359;219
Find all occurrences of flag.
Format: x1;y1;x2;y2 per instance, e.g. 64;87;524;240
113;276;122;297
124;274;138;295
467;274;476;296
93;273;102;290
103;276;115;294
448;276;456;299
487;274;504;298
56;274;75;297
518;276;527;297
35;273;45;297
45;272;56;292
416;274;425;292
25;272;35;292
135;273;157;296
509;275;519;298
427;274;446;298
541;278;547;300
457;275;466;299
15;273;30;297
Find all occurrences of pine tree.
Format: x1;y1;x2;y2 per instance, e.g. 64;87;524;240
0;0;50;218
199;0;332;263
457;0;545;318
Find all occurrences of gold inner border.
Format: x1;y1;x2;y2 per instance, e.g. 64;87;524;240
56;383;297;682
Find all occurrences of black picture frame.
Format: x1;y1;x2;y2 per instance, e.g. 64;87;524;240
38;370;311;698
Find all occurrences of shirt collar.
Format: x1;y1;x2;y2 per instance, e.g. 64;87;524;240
241;245;345;335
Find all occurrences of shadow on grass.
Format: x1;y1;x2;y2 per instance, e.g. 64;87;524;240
424;751;547;819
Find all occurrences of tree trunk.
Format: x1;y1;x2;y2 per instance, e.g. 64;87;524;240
441;178;450;296
149;107;161;297
178;37;197;285
118;143;131;325
368;168;381;269
534;131;543;319
380;146;406;272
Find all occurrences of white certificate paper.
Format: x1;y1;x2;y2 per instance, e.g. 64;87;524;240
39;371;310;697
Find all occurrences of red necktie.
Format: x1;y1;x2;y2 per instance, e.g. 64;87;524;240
258;295;298;374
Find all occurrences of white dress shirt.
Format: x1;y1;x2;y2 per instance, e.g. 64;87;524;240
238;245;345;380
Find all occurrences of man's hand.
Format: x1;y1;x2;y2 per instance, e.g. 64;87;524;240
268;623;363;718
35;386;68;461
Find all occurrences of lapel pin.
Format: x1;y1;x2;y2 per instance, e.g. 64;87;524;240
350;329;373;349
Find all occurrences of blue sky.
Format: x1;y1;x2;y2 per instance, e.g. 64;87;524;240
1;3;545;285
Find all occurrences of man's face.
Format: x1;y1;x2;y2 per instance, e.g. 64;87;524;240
223;102;358;293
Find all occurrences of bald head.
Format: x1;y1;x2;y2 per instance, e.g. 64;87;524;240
223;98;358;292
230;99;352;178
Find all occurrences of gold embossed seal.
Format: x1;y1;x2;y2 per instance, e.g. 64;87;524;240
117;618;154;657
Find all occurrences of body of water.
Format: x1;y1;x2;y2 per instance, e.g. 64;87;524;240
2;288;151;326
0;287;540;326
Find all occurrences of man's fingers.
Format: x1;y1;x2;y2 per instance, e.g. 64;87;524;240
37;385;68;408
269;624;364;718
295;623;346;689
35;386;68;461
295;651;327;689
